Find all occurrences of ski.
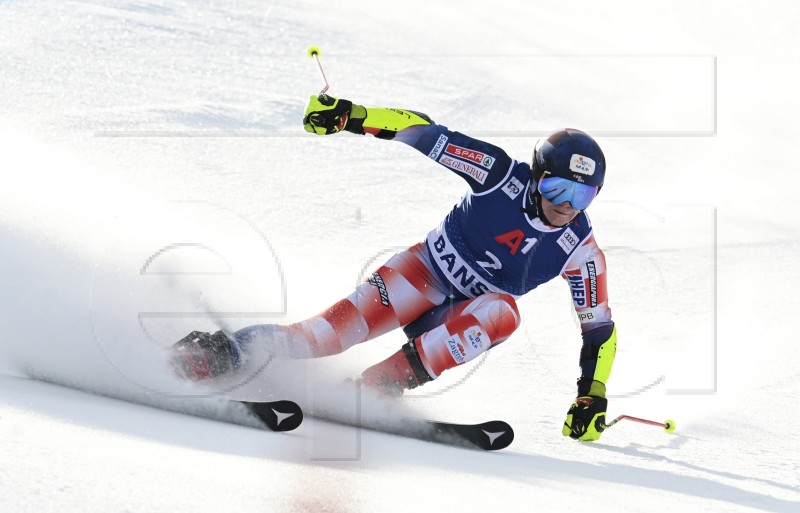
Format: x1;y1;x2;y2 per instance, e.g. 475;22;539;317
394;418;515;451
240;400;304;432
304;407;513;450
428;420;514;451
24;373;304;433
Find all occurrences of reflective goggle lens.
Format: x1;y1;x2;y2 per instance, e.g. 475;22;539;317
537;176;598;211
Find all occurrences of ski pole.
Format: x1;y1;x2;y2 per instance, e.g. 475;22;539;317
603;415;676;433
306;45;329;96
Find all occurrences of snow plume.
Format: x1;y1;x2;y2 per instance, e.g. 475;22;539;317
0;124;286;411
0;123;405;430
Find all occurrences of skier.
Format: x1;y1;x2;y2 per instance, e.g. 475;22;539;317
172;94;617;441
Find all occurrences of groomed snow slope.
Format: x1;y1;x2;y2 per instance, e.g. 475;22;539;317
1;1;798;512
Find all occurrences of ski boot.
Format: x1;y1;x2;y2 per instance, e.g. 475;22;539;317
171;330;241;381
360;340;432;397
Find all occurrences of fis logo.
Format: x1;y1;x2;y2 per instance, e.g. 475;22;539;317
444;144;495;169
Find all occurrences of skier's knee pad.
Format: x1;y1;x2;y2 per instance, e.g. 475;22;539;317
413;292;521;378
460;293;520;340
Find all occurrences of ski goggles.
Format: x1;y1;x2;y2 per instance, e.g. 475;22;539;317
537;176;598;211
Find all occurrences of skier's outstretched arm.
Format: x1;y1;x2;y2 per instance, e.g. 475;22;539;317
560;234;617;442
303;94;515;193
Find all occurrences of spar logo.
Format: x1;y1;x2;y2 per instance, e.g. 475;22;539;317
444;144;495;169
446;337;467;364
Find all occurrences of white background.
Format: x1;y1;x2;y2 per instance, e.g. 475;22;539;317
1;1;798;512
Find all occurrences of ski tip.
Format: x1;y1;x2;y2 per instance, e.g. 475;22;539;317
441;420;514;451
242;400;304;432
475;420;514;451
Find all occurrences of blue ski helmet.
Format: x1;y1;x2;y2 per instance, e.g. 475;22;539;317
531;129;606;211
532;129;606;188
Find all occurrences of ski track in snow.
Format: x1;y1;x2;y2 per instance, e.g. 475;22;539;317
1;1;799;512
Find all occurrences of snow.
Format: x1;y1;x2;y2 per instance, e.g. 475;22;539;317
1;0;799;512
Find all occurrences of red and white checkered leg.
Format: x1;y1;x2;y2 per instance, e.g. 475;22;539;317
282;244;448;357
414;293;520;378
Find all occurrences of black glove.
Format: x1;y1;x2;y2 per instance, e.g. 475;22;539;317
303;94;353;134
562;395;607;441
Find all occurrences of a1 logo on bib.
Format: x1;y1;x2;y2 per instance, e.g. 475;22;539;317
569;154;595;176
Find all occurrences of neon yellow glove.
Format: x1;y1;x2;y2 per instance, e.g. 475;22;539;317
303;94;360;135
565;326;616;441
303;94;430;138
563;395;607;441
